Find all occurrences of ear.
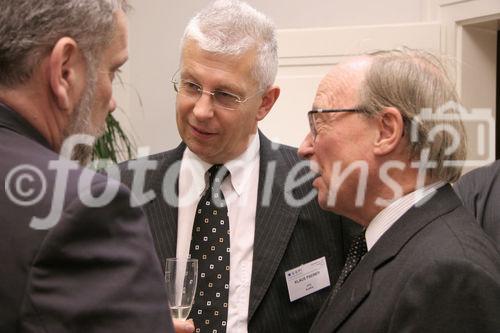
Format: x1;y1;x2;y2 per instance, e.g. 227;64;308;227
49;37;86;113
256;85;280;121
373;107;405;156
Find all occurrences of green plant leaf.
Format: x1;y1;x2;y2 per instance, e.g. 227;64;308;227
92;114;135;165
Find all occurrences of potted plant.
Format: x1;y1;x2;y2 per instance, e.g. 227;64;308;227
93;114;135;164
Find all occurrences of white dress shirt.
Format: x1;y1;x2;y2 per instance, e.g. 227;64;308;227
177;134;260;333
365;182;445;251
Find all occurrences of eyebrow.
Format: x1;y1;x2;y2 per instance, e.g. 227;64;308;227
180;70;244;95
216;83;243;95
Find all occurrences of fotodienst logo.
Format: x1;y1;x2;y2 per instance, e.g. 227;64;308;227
3;102;496;230
411;101;495;168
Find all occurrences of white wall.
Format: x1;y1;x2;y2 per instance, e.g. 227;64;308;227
268;22;442;147
436;0;500;169
116;0;428;154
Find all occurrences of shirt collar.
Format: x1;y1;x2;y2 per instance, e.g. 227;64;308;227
224;133;260;196
182;133;260;197
365;181;445;251
0;102;52;150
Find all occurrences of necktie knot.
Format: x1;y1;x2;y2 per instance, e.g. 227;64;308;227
329;230;367;298
206;165;229;208
347;231;367;260
207;164;229;189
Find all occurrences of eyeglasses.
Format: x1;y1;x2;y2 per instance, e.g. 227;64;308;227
171;72;261;111
308;109;364;139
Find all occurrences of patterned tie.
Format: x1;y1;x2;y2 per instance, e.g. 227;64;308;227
190;165;230;333
330;231;367;297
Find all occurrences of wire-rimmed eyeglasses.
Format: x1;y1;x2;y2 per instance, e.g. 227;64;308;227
171;71;262;111
308;109;365;139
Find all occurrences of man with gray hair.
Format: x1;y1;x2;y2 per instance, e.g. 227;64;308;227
299;49;500;332
121;0;353;332
0;1;173;332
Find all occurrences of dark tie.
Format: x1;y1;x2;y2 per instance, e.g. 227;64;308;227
190;165;230;333
311;232;367;333
330;231;367;297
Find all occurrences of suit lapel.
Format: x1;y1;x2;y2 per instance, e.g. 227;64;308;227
146;143;186;267
313;184;462;332
248;132;301;321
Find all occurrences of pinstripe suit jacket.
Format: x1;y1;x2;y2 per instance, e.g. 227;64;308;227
120;131;354;332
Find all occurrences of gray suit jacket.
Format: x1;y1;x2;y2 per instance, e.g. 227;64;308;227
120;131;356;332
454;160;500;248
309;184;500;333
0;103;173;333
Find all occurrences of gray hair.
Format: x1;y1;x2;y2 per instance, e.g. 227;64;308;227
359;48;467;183
181;0;278;91
0;0;130;88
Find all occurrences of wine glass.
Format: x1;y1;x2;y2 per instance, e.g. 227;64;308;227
164;258;198;321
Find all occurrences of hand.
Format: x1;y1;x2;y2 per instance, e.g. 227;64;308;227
173;319;195;333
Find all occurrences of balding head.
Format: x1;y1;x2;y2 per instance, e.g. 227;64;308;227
299;48;467;224
314;56;372;110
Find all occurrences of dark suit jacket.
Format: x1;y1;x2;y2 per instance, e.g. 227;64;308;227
120;131;356;332
310;185;500;333
0;103;173;333
454;160;500;248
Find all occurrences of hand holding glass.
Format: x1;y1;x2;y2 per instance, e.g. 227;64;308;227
164;258;198;321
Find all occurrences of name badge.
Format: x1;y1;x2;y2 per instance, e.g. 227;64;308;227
285;257;331;302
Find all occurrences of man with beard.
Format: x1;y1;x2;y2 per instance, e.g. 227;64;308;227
0;1;174;332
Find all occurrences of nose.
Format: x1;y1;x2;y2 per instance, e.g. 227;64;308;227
298;132;314;159
109;96;117;113
192;93;215;120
